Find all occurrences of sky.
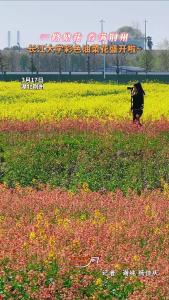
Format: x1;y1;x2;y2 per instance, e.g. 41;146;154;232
0;0;168;50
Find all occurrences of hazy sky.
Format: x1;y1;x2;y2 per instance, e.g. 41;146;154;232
0;0;168;49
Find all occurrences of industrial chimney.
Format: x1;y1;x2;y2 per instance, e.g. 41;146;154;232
8;31;11;48
17;30;20;45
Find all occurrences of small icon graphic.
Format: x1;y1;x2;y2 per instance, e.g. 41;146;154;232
69;255;100;268
75;256;100;268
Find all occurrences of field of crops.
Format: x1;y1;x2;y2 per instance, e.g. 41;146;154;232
0;82;169;300
0;82;169;121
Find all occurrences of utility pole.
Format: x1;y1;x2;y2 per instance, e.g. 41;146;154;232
145;19;148;75
86;40;90;75
31;53;34;74
144;19;147;51
99;19;106;79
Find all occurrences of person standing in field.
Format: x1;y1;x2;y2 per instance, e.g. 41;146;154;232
130;82;145;126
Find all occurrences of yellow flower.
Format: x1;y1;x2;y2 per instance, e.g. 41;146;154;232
114;263;122;271
154;227;161;234
68;191;75;198
93;210;106;225
108;222;124;233
49;236;56;247
1;82;169;122
160;178;169;197
144;205;156;218
133;255;140;262
23;242;28;250
95;278;102;285
0;215;5;223
63;218;71;229
164;182;169;197
44;220;49;228
128;276;137;283
72;239;81;250
48;250;55;259
82;182;90;192
16;221;22;228
36;211;44;222
72;239;79;244
57;217;71;229
32;178;37;185
3;182;8;189
39;233;48;242
54;208;60;216
57;217;63;225
165;224;169;230
29;231;36;240
15;182;21;191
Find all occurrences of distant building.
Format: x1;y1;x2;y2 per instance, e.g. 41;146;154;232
108;38;144;48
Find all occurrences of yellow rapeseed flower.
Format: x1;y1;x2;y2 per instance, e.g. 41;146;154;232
82;182;90;192
164;183;169;197
165;224;169;230
16;221;22;228
54;208;60;216
72;239;81;249
93;209;106;225
49;235;56;247
44;220;49;228
114;263;122;271
0;215;5;223
0;82;169;121
68;191;75;198
36;211;44;222
133;255;140;262
57;217;71;229
108;222;124;233
160;178;169;197
144;205;156;218
23;242;28;250
48;250;55;259
15;182;22;191
29;231;36;240
154;227;161;234
95;278;102;285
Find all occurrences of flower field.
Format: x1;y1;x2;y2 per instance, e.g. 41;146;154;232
0;82;169;299
0;82;169;121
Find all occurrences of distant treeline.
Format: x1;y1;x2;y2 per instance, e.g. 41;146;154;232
0;48;169;73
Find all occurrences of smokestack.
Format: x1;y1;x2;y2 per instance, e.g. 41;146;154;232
17;30;20;45
8;31;11;48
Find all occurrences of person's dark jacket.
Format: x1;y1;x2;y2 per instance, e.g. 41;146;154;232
131;92;144;110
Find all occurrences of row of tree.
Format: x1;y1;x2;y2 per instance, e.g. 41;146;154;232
1;48;169;73
0;25;168;73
